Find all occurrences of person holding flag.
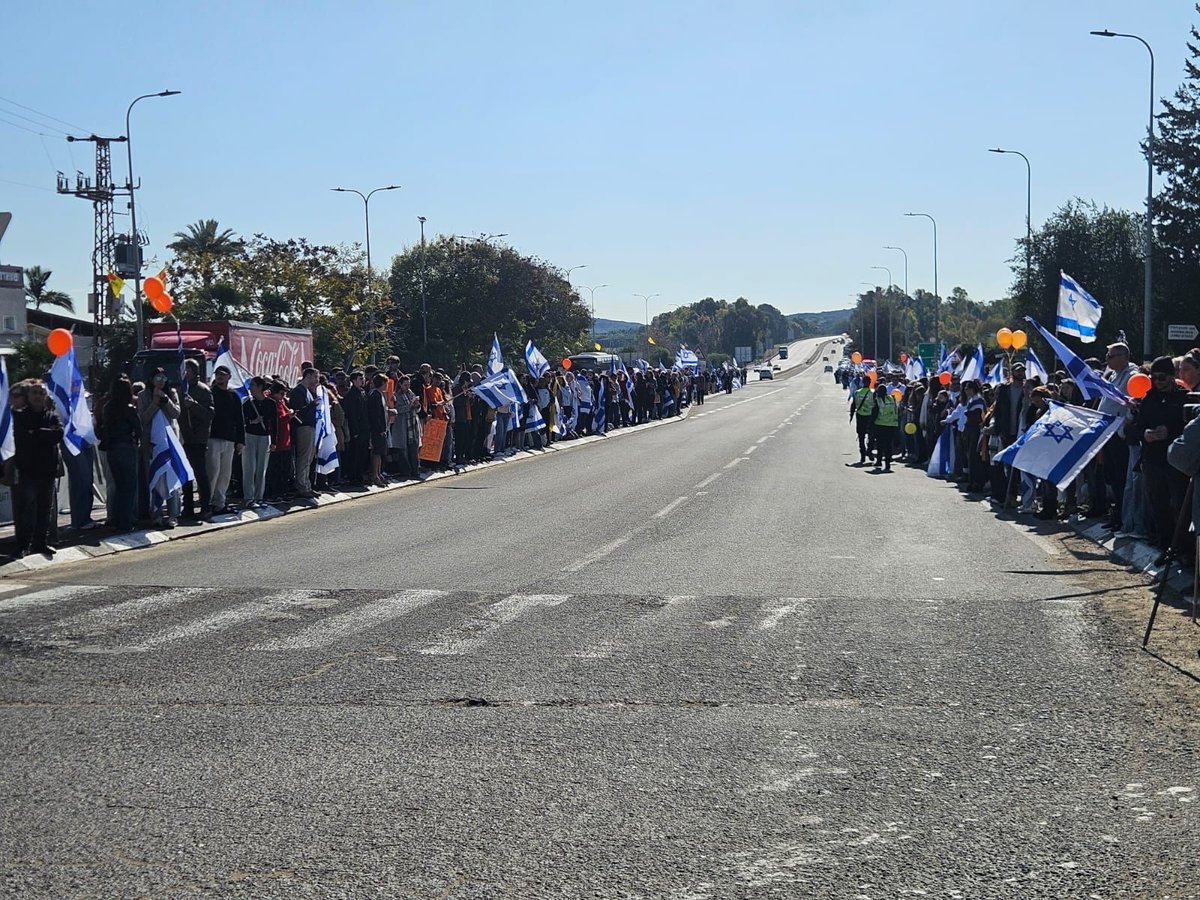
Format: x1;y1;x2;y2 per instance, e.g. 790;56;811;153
47;344;98;530
137;367;183;529
11;379;64;557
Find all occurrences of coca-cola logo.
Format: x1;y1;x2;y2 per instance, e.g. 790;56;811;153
236;334;309;383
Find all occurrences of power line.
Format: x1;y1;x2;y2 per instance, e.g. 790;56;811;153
0;113;60;137
0;103;72;136
0;94;92;134
0;177;55;193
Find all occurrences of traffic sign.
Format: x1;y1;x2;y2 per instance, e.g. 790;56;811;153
917;342;939;371
1167;324;1198;342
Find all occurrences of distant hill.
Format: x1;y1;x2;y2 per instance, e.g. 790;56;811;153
593;318;644;336
788;307;852;336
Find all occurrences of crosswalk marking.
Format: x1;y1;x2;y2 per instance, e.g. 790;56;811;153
759;597;807;630
419;593;570;656
0;584;106;614
253;589;447;651
55;588;212;633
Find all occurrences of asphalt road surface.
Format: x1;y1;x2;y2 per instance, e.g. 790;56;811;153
2;337;1197;899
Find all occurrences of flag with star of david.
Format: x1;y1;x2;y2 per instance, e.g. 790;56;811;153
993;400;1123;490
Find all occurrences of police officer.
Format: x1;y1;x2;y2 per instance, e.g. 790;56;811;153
872;383;900;472
849;375;877;465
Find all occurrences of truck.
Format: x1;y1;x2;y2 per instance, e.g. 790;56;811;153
777;345;789;360
140;320;314;387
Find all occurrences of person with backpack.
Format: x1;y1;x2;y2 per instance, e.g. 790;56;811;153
849;376;877;465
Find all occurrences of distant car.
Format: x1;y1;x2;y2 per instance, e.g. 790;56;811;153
772;364;781;371
823;365;833;373
757;367;773;380
822;356;829;361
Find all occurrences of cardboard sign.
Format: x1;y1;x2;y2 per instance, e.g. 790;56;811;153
419;417;448;463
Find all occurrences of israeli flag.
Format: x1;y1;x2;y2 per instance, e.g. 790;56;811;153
525;340;550;379
960;344;985;383
675;346;700;371
47;347;96;456
487;333;504;376
148;408;194;505
472;367;524;412
905;356;927;380
936;343;951;373
1024;347;1050;383
215;338;253;401
314;385;339;475
1057;271;1102;343
636;358;651;372
986;360;1006;386
993;400;1123;491
578;397;593;416
0;357;14;460
523;400;546;433
593;379;607;432
1025;316;1128;407
732;373;742;390
926;424;956;478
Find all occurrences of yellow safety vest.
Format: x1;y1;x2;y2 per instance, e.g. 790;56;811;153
875;397;899;427
853;387;875;417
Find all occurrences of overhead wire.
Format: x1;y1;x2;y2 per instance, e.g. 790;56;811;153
0;94;92;135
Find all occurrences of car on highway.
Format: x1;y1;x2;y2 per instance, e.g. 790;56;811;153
772;364;781;371
757;367;773;380
824;365;833;372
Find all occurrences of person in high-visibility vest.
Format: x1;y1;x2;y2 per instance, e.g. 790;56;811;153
871;384;900;472
848;376;877;465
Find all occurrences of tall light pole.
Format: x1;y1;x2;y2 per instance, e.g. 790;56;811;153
988;148;1032;306
566;264;586;284
125;89;180;351
870;266;892;361
883;245;908;351
905;212;939;344
579;284;607;343
634;292;660;353
418;216;428;348
332;184;401;364
860;282;879;360
1091;28;1156;359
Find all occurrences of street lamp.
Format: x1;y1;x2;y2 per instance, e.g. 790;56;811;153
988;148;1032;305
870;266;892;361
579;284;607;342
566;265;586;284
904;212;939;343
453;232;509;243
634;292;660;351
1091;28;1156;359
332;184;401;364
418;216;428;347
883;245;908;351
125;89;180;351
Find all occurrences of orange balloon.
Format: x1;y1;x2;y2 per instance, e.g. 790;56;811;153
47;328;73;356
938;371;952;386
1127;372;1152;399
561;358;572;370
891;389;902;402
150;292;173;315
851;351;863;364
1010;329;1027;350
144;276;165;301
996;328;1013;350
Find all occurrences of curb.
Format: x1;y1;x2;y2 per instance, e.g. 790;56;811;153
1069;517;1196;600
0;407;692;578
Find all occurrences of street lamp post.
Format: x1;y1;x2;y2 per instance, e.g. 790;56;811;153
579;284;607;343
883;245;908;351
418;216;428;347
125;89;180;351
1091;28;1156;359
905;212;939;343
988;148;1032;305
870;266;892;360
634;292;660;353
332;184;401;364
566;265;586;285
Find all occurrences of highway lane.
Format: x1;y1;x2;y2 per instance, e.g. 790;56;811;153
1;336;1197;898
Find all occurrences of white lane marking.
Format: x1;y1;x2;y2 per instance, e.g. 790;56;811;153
756;436;770;444
768;430;778;436
420;593;569;656
0;584;107;614
1005;520;1062;556
107;590;324;653
654;496;689;518
56;588;212;632
745;445;758;455
0;582;31;597
760;597;806;630
724;458;746;469
564;534;633;572
694;473;722;489
254;589;448;650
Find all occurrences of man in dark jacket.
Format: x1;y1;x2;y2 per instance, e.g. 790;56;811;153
179;360;213;520
288;368;320;497
1129;356;1189;558
341;370;369;484
13;380;64;557
207;365;246;515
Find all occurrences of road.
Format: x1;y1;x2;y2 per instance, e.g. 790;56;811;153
2;336;1197;899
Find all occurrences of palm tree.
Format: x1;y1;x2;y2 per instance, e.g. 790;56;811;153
23;266;74;313
168;219;243;289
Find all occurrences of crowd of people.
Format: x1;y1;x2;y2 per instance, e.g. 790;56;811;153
842;343;1200;570
3;354;740;560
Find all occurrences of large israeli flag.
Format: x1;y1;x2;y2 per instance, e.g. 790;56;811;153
675;346;700;372
986;360;1006;386
47;347;96;456
215;338;253;401
487;333;504;376
1024;347;1049;383
315;385;339;475
1025;316;1127;407
905;356;927;380
525;340;550;379
0;357;13;460
148;408;194;505
959;344;984;382
593;378;607;432
472;367;524;411
993;401;1123;491
1057;272;1102;343
523;399;546;433
926;424;955;478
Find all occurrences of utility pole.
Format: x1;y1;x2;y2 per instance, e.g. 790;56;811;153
60;134;126;386
418;216;428;347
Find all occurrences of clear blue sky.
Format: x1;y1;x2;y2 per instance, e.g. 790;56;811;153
2;0;1195;325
